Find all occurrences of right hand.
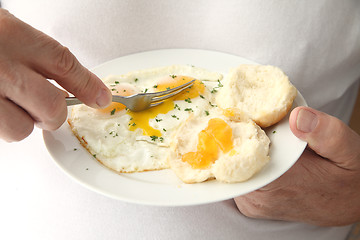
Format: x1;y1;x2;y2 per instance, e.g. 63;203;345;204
0;9;112;142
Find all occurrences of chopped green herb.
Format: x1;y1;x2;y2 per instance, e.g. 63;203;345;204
150;135;158;141
111;88;117;91
166;87;171;90
131;123;136;126
155;118;163;122
163;128;167;132
185;98;192;103
86;168;89;170
110;108;116;115
211;88;218;94
170;75;176;79
159;137;164;142
199;95;205;99
123;89;126;92
135;78;138;82
144;88;148;93
273;130;277;134
73;148;77;151
184;108;193;112
115;81;120;84
153;85;158;88
205;110;209;116
174;104;181;110
209;102;216;107
92;154;97;158
217;79;223;87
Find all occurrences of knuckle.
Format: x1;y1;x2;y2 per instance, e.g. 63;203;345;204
0;116;34;143
53;46;77;78
0;9;12;35
9;123;34;142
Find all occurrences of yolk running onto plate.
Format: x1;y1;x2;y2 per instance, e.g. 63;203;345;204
127;76;204;137
181;118;234;169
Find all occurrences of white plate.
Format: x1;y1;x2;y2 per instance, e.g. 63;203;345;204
43;49;307;206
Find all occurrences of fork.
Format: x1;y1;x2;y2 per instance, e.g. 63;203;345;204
65;79;195;112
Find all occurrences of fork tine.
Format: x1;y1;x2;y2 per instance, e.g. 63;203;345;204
150;86;191;103
149;102;163;108
146;79;195;98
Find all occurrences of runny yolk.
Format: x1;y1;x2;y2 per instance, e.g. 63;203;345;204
181;118;234;169
127;76;204;137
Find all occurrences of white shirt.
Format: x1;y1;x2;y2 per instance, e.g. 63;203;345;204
1;0;359;239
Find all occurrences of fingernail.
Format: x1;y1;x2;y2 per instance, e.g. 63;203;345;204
297;109;318;133
96;88;111;108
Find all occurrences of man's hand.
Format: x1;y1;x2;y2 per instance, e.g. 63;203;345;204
235;106;360;226
0;9;112;142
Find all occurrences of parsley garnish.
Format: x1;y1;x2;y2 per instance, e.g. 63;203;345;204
150;136;158;141
273;130;277;134
174;104;181;110
155;118;163;122
217;79;223;87
211;88;218;94
171;115;179;120
110;108;116;115
185;98;192;103
135;78;138;82
170;75;176;79
209;102;216;107
199;95;205;99
153;85;158;88
163;128;167;132
205;110;209;116
115;81;120;84
184;108;193;112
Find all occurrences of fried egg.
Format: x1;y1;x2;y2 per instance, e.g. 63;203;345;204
68;65;223;172
168;110;270;183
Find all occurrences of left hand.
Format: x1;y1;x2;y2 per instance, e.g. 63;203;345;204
234;106;360;226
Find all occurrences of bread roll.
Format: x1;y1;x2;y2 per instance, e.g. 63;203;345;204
216;65;297;128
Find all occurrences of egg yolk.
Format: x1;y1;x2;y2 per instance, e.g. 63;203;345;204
181;118;234;169
127;76;204;137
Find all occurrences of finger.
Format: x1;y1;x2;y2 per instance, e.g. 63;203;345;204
0;97;34;142
289;106;360;169
0;11;111;108
1;63;68;131
33;44;112;109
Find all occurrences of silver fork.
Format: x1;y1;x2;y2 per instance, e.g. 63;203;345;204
66;79;195;112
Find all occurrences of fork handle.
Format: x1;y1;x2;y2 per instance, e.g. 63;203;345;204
66;97;83;106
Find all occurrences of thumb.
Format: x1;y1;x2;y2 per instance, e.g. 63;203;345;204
289;106;360;169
